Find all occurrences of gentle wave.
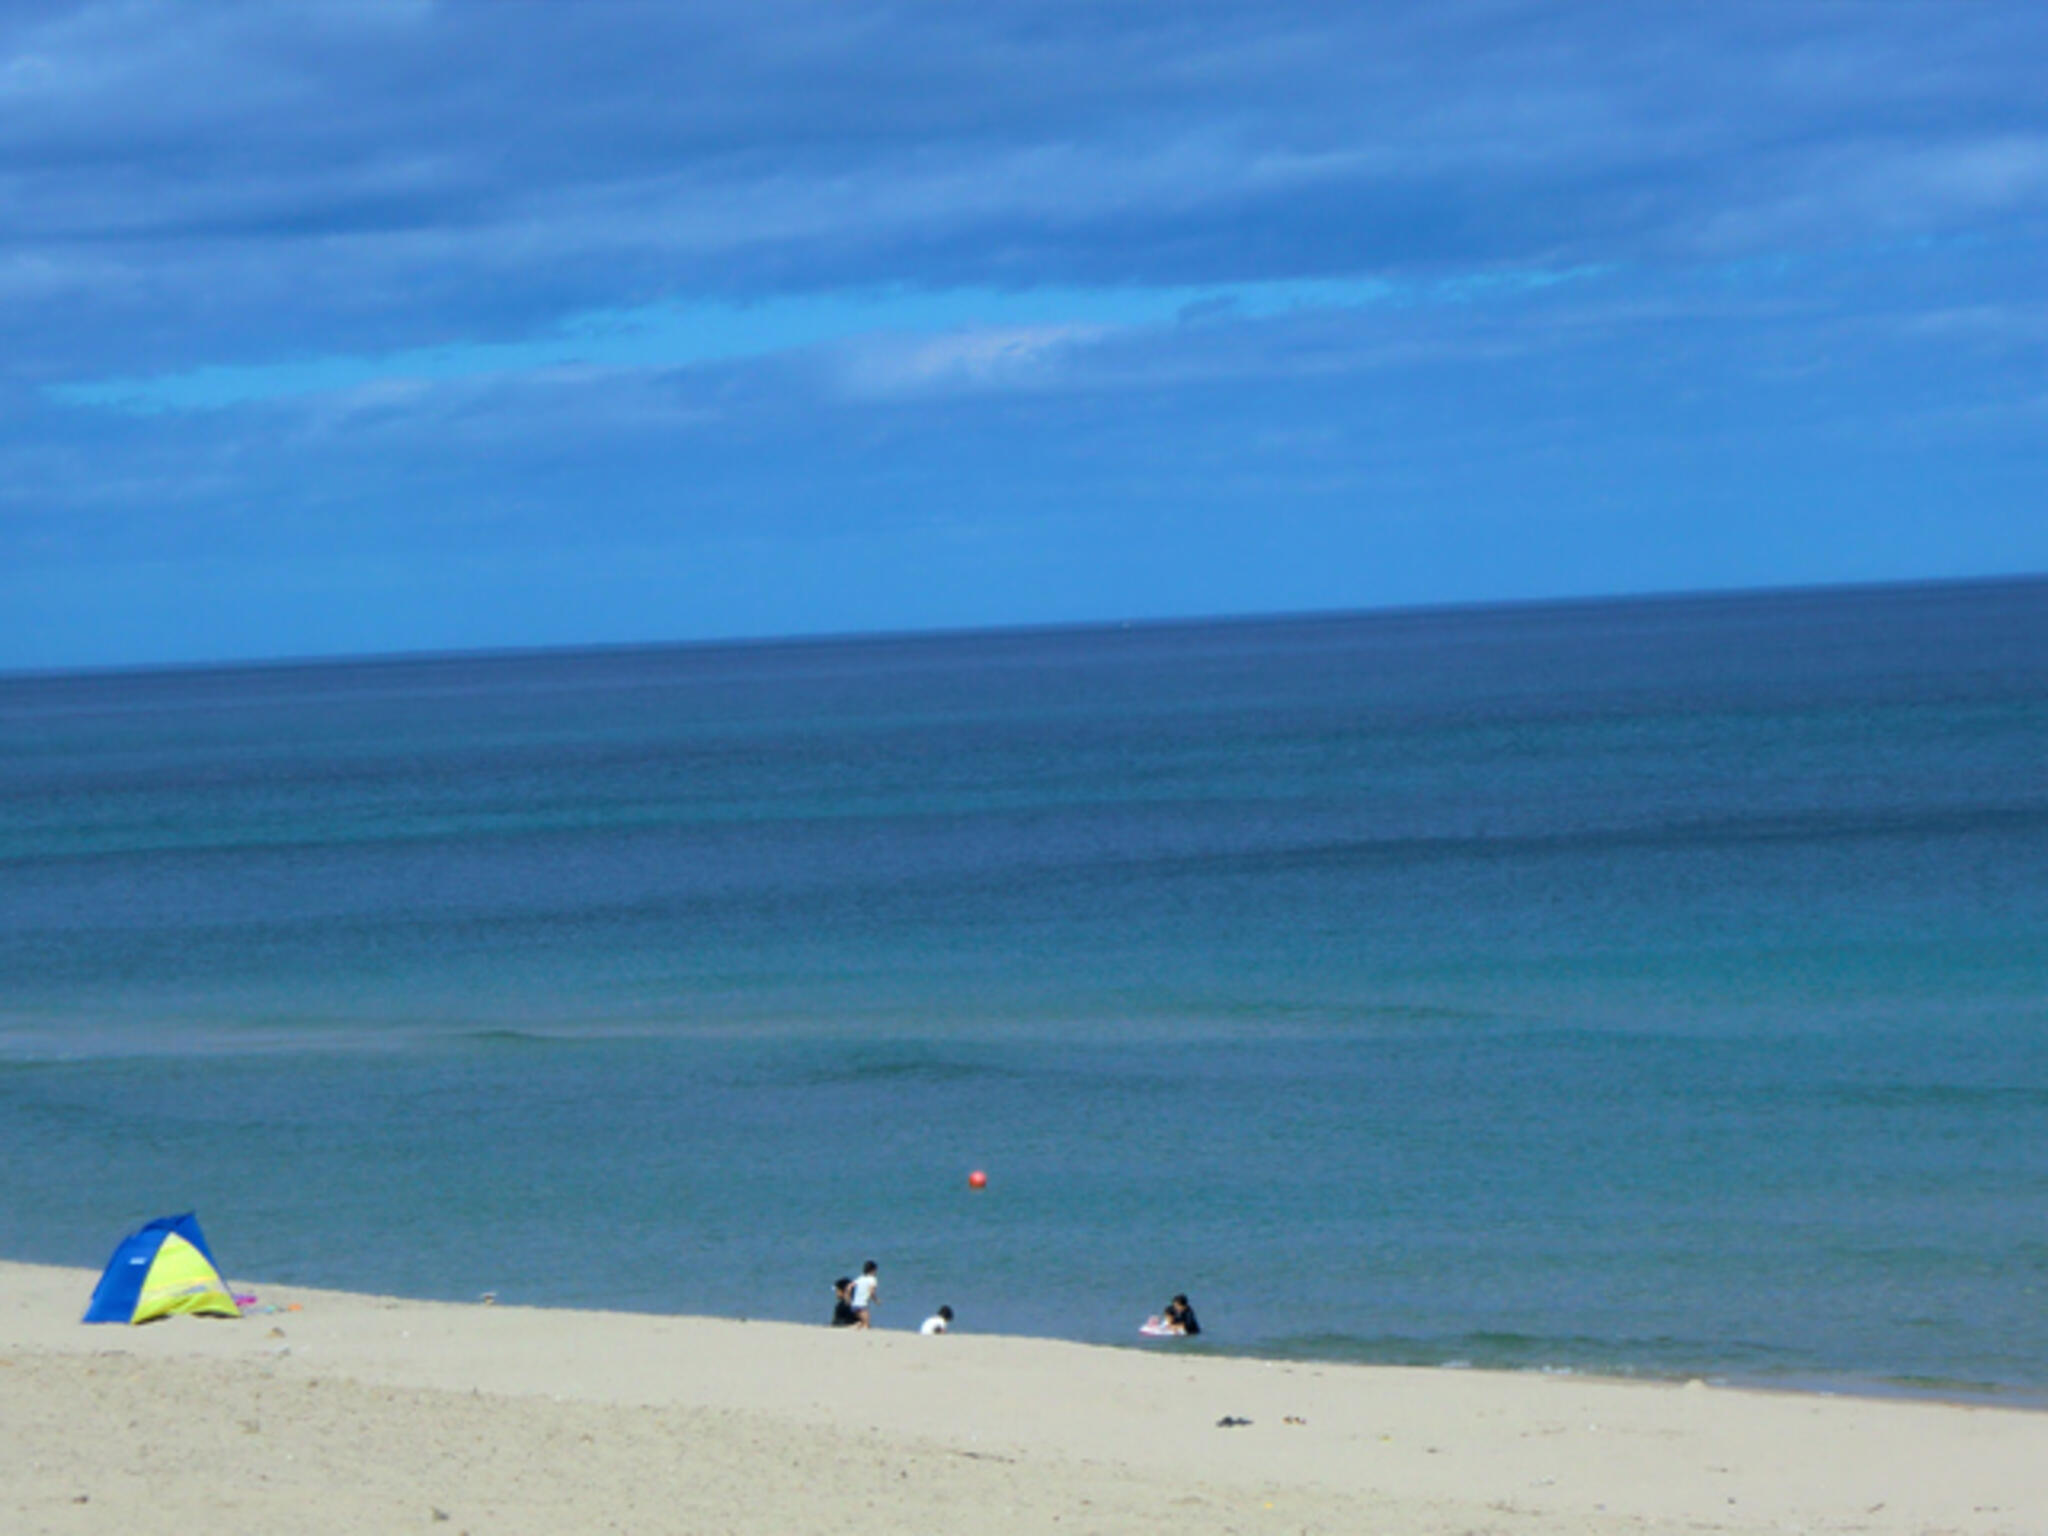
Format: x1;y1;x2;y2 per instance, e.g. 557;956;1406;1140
1241;1328;1799;1374
1219;1331;2046;1403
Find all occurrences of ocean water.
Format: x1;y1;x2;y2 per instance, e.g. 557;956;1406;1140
3;579;2045;1399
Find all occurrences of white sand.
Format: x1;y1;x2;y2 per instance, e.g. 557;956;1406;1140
3;1260;2042;1534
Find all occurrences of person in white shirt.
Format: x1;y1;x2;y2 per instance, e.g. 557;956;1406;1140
848;1260;879;1328
919;1305;954;1335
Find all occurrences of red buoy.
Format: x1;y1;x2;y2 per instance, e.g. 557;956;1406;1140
968;1169;988;1190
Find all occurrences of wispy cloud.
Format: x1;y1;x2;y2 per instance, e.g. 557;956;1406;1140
4;1;2046;666
11;3;2045;384
39;279;1347;411
51;267;1614;413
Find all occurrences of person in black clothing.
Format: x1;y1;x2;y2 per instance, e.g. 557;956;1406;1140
1162;1294;1201;1336
830;1276;860;1327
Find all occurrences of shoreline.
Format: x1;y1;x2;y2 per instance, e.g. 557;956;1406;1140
22;1238;2040;1413
1173;1337;2048;1414
6;1259;2044;1536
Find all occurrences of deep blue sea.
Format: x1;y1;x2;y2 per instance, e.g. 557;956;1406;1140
3;580;2045;1399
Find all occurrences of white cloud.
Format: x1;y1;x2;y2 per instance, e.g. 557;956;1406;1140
1691;133;2048;255
829;323;1101;399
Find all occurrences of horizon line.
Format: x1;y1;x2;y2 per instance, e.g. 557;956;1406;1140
4;569;2041;686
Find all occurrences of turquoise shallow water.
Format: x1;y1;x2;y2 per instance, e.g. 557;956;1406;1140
3;580;2045;1396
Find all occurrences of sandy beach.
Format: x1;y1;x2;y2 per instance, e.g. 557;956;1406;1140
2;1260;2041;1535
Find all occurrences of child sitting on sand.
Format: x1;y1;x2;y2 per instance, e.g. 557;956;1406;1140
830;1277;859;1327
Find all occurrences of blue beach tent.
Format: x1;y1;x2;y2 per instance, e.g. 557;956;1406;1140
83;1212;241;1324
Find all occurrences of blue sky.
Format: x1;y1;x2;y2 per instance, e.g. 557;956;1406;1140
4;1;2045;669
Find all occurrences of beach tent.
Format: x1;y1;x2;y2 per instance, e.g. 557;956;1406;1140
83;1212;240;1324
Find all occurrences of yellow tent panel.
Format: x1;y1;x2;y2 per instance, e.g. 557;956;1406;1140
133;1231;239;1322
